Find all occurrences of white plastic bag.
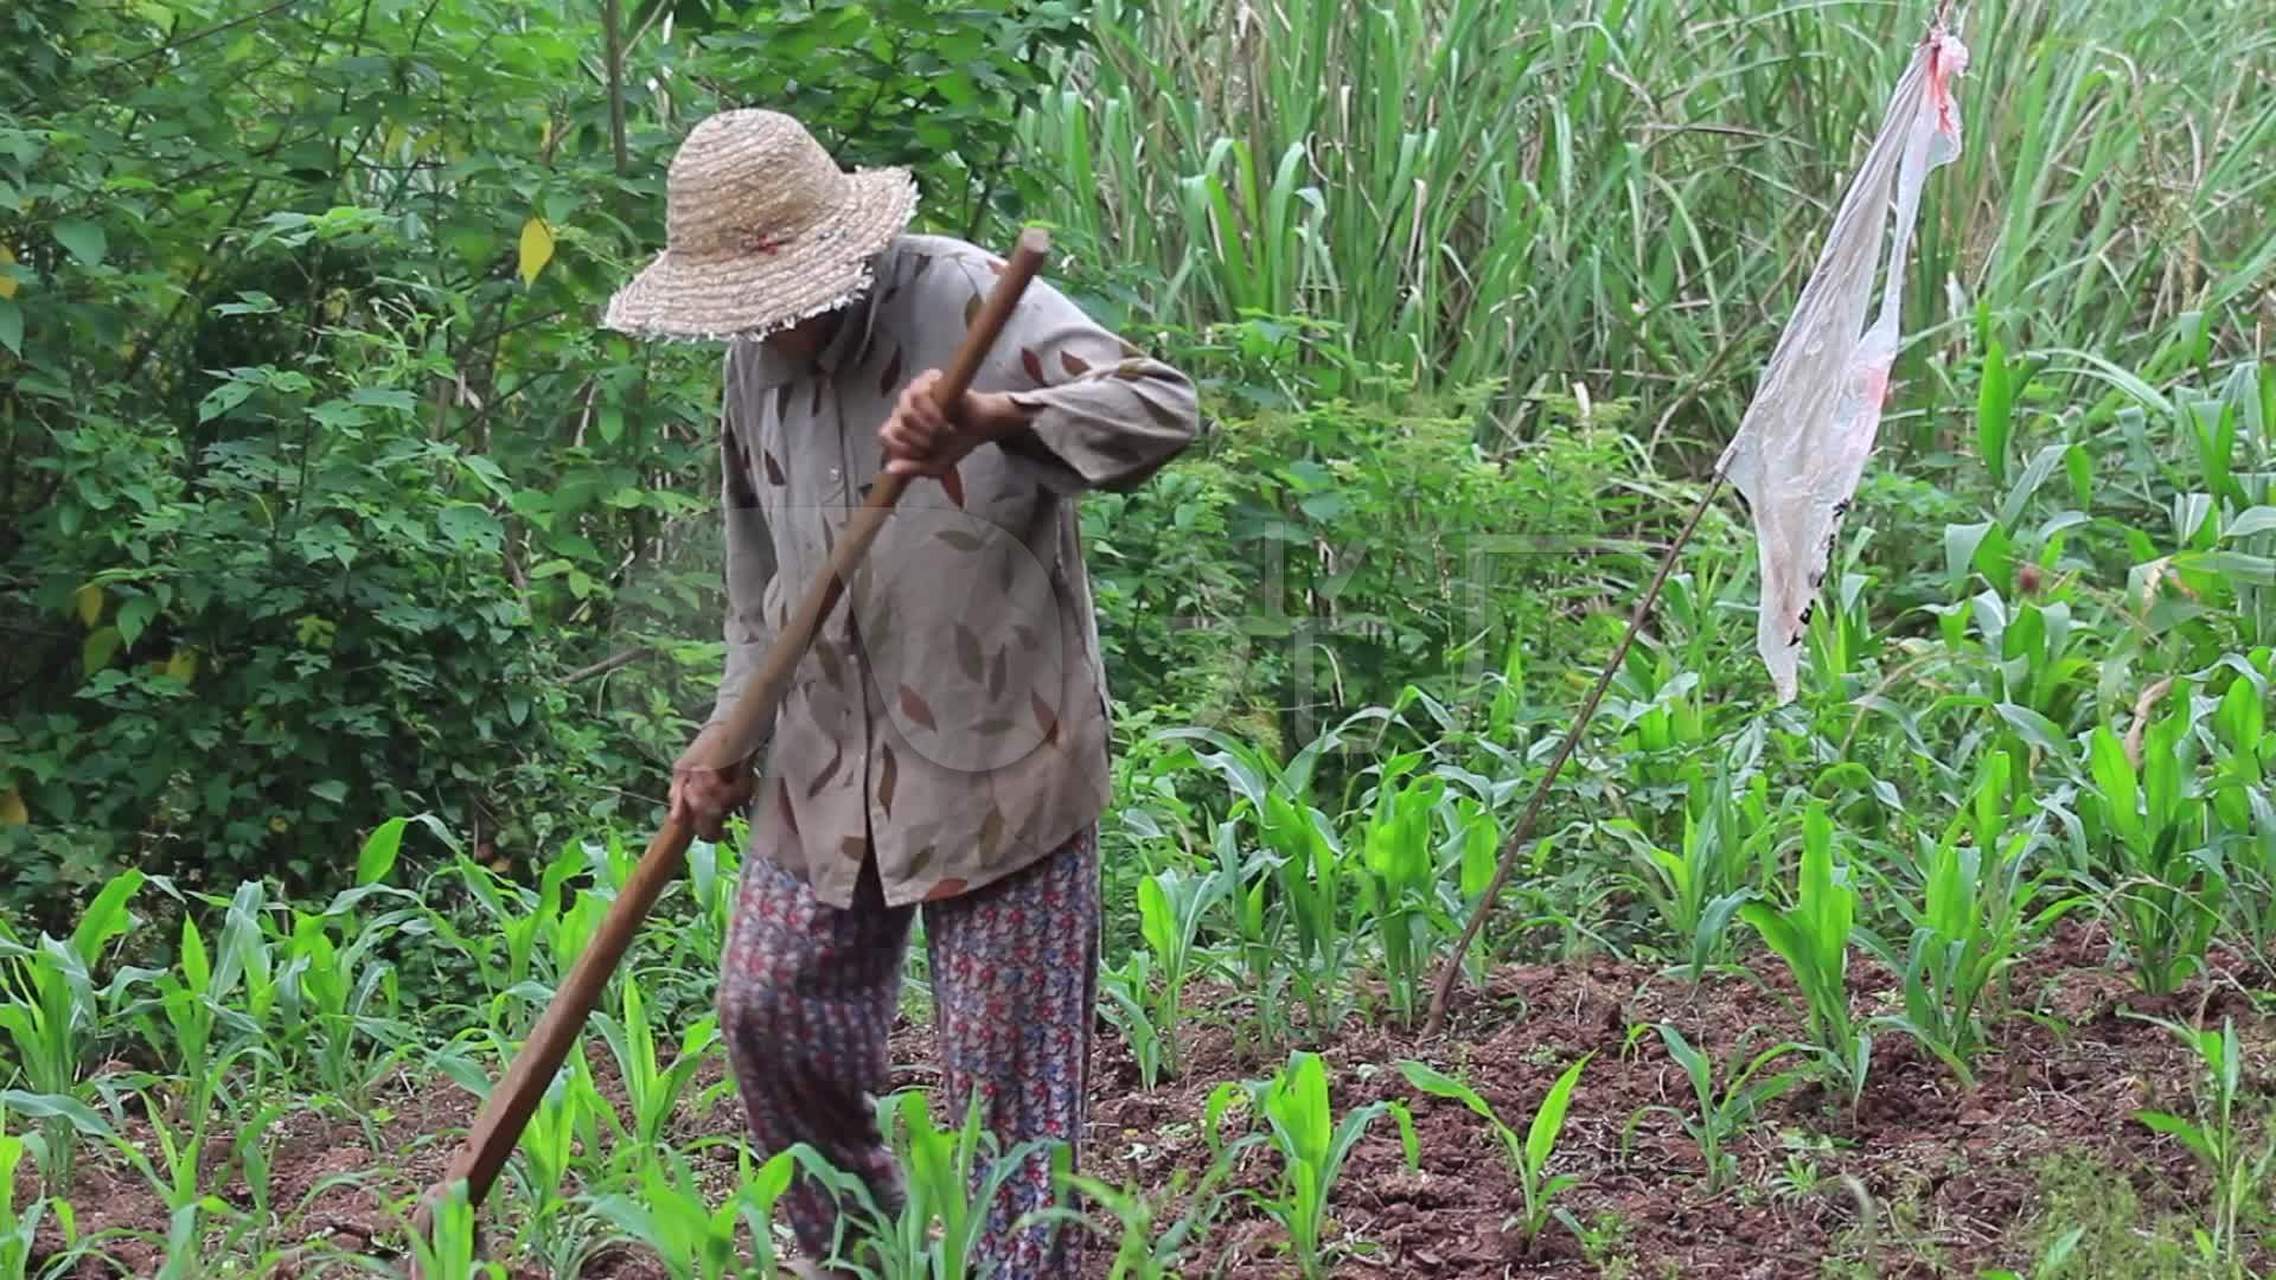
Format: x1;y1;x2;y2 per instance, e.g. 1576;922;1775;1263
1719;23;1969;702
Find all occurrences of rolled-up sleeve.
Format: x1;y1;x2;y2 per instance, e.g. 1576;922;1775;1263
960;262;1200;495
707;352;776;736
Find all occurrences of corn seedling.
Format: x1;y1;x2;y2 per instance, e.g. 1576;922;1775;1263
681;830;744;968
1169;726;1358;1035
1355;769;1444;1026
1614;649;1713;795
825;1090;1062;1280
1208;819;1294;1052
1135;863;1229;1078
1214;1051;1414;1280
2081;704;2224;994
126;911;265;1152
1740;804;1871;1105
1025;1152;1246;1280
1610;768;1768;978
594;1145;796;1280
2131;1017;2271;1276
1635;1025;1801;1194
408;1178;508;1280
0;870;144;1188
2205;667;2276;978
590;977;718;1167
261;862;420;1111
1440;793;1502;980
229;1100;285;1224
510;1051;609;1269
1266;793;1353;1036
1098;954;1166;1090
0;1123;69;1279
421;840;582;1018
1397;1055;1588;1245
125;1092;211;1217
1875;751;2072;1087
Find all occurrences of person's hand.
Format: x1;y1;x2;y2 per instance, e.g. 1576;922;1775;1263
878;369;1029;478
670;725;755;841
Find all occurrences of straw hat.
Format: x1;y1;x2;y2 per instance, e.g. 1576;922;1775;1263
603;110;918;341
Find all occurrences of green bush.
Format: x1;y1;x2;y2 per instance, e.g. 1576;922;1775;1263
0;0;1084;913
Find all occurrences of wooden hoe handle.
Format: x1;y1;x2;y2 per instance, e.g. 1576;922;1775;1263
409;229;1052;1262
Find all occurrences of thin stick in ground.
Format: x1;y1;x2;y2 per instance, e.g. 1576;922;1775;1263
1423;472;1725;1036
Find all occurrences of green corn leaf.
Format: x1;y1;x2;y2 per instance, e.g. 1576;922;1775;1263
2143;699;2188;833
1922;838;1971;941
1693;891;1752;976
1977;338;2013;486
1389;1100;1419;1170
70;869;145;969
210;880;266;1002
1798;805;1851;982
357;817;410;887
0;1091;116;1142
1457;803;1498;899
2222;506;2276;540
1137;875;1175;964
1523;1054;1590;1180
2213;1018;2240;1097
2136;1110;2216;1163
1973;750;2013;851
2213;678;2263;759
177;918;209;994
1264;1051;1332;1170
1397;1059;1495;1125
2088;727;2143;844
1654;1024;1711;1101
1739;903;1804;977
2064;443;2094;508
1993;703;2068;756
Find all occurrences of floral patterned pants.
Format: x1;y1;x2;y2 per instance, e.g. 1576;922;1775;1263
718;827;1099;1278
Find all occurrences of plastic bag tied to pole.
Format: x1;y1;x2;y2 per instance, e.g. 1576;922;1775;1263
1718;23;1968;703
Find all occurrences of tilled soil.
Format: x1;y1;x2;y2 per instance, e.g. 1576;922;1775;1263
18;920;2273;1278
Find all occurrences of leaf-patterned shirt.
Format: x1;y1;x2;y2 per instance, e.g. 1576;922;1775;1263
711;234;1199;908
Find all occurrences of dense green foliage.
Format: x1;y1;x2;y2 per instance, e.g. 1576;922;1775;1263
1;0;2274;1273
7;0;2272;908
0;0;1084;905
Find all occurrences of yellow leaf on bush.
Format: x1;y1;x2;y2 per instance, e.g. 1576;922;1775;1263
0;245;17;300
0;788;24;825
83;626;122;671
75;583;102;627
165;648;199;682
518;217;555;286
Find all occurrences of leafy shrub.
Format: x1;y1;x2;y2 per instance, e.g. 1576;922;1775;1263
0;0;1084;911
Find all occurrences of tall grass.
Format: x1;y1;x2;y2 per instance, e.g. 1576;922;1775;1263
1018;0;2276;449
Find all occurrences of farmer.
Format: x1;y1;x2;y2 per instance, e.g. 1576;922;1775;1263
604;110;1198;1278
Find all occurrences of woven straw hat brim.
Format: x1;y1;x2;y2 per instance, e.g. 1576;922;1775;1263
602;167;918;342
